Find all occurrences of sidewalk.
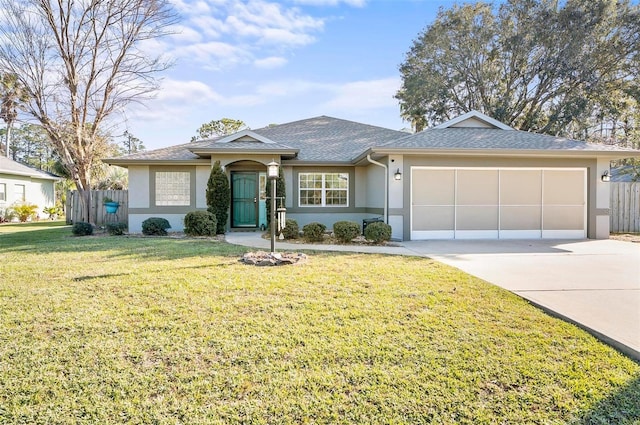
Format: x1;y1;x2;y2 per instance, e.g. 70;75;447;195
225;232;417;256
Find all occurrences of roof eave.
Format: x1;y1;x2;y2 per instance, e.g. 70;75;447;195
0;169;59;180
281;160;353;166
102;158;212;167
354;148;640;163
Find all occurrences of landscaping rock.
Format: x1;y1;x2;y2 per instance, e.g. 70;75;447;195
240;251;307;266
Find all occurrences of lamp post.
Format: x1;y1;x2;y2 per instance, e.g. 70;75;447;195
267;160;279;254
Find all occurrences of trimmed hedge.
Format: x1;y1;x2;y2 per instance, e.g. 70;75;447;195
72;222;93;236
184;211;217;236
106;222;127;236
364;221;392;243
142;217;171;236
333;220;360;243
302;222;326;242
282;218;299;239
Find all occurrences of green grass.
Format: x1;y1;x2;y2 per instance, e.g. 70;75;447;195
1;222;639;424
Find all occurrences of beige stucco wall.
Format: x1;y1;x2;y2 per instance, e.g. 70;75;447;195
0;173;55;218
365;164;385;209
128;166;150;208
127;165;205;233
195;166;210;209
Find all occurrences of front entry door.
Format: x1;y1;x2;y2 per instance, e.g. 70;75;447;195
232;172;259;227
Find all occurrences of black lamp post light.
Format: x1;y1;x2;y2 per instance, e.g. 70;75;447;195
240;160;304;266
267;160;280;255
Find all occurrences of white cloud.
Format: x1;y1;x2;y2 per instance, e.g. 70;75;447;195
254;56;288;69
256;79;330;96
322;77;400;110
126;78;264;122
163;0;326;69
292;0;366;6
169;25;203;44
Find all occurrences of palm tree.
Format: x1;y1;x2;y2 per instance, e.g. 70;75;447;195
0;73;29;158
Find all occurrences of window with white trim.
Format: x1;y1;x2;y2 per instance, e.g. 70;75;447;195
155;172;190;206
14;184;25;202
0;183;6;202
299;173;348;207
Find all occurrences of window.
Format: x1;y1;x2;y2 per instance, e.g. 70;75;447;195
299;172;348;207
155;172;190;206
14;184;25;202
0;183;5;202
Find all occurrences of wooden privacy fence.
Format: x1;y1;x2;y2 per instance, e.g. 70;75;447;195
66;190;128;226
610;182;640;233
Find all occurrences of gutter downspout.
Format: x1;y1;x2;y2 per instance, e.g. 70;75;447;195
366;154;388;223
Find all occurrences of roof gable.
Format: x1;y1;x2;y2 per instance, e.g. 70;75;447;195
434;110;514;130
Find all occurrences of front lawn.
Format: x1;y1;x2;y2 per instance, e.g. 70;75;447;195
0;222;638;424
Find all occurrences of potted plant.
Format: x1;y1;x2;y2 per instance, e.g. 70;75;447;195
103;196;120;214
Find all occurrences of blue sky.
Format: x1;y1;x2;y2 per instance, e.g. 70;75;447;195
123;0;456;150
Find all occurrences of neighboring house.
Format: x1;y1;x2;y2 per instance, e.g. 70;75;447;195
610;165;639;182
0;156;59;218
104;111;640;240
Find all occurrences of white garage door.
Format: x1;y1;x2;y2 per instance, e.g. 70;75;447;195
411;167;586;240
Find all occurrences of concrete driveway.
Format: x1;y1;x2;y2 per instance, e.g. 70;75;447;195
402;239;640;360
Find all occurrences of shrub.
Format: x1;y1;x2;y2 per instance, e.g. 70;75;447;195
364;221;392;243
12;203;38;222
333;220;360;243
206;161;230;234
106;222;127;236
184;211;217;236
302;222;326;242
43;205;62;220
282;218;299;239
72;221;93;236
0;208;16;223
142;217;171;236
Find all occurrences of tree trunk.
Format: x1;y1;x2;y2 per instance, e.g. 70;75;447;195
5;120;11;157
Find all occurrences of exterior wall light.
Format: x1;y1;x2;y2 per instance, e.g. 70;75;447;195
394;168;402;181
601;170;611;182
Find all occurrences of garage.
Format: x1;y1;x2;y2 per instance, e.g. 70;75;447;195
411;167;587;240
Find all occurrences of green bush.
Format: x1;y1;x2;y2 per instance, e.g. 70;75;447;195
12;203;38;222
43;205;62;220
72;222;93;236
0;208;16;223
282;218;299;239
364;221;392;243
302;222;326;242
183;211;217;236
106;222;127;236
206;161;230;234
333;220;360;243
142;217;171;236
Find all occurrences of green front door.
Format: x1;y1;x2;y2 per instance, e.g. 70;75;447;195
232;172;259;227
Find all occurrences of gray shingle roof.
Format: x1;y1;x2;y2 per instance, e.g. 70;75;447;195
105;142;202;162
252;116;407;161
106;116;407;164
190;140;297;152
105;116;640;165
380;128;636;152
0;156;59;180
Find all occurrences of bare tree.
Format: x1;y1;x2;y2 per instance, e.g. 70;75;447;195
0;0;177;222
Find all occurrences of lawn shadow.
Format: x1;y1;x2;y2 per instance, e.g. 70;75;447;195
575;374;640;424
0;223;249;261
